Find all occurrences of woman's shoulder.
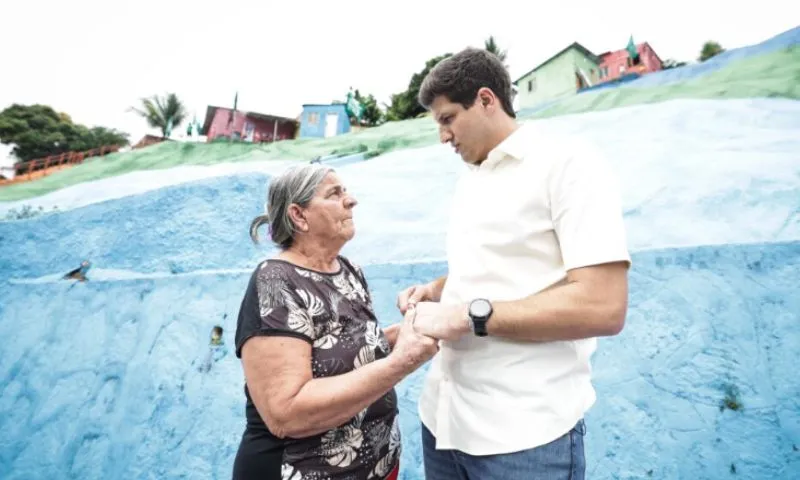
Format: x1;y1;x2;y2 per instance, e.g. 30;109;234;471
247;258;306;293
337;255;365;278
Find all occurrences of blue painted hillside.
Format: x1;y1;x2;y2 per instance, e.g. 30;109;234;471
2;243;798;479
2;98;798;280
1;96;799;479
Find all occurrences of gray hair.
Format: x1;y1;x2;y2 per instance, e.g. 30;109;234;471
250;163;335;249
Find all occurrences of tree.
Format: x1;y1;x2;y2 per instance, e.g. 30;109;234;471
386;54;452;121
346;89;384;127
0;104;129;162
484;35;507;65
129;93;187;138
699;41;725;62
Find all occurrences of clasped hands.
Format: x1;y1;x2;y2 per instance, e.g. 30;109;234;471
395;284;470;341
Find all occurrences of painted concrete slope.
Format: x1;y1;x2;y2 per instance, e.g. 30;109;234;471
1;242;798;479
2;98;798;281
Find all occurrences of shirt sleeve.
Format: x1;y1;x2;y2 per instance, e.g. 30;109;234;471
548;142;631;271
234;266;315;358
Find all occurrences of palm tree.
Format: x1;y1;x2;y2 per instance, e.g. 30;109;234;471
484;35;507;64
129;93;187;138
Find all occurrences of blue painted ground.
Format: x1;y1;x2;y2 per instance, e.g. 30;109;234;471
1;96;799;479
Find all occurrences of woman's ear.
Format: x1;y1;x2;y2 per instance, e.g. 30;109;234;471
287;204;308;232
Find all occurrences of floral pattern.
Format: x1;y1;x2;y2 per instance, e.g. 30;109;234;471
236;256;399;480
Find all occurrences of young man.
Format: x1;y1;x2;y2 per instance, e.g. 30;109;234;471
396;47;631;479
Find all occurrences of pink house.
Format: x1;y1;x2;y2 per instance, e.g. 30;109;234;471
597;42;663;83
202;106;298;143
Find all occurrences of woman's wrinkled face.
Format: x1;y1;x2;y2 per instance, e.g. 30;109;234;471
300;172;358;244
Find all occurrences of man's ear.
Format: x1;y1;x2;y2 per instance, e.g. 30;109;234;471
477;87;495;109
287;204;308;232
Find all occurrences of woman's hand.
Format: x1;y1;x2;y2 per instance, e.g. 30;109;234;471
388;306;439;374
396;283;435;314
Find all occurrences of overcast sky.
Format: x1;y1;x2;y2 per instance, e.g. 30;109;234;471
1;0;798;150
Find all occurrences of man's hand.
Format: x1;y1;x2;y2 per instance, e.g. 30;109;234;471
397;283;435;314
411;301;470;341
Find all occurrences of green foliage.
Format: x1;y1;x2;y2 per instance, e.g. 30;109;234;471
355;90;384;127
0;104;129;162
3;204;58;220
700;41;725;62
385;54;452;121
662;58;689;70
129;93;187;138
484;35;507;64
720;383;743;412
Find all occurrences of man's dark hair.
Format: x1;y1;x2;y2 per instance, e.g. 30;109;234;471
418;47;516;118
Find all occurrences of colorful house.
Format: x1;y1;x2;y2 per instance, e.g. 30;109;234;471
298;104;351;138
513;42;602;110
597;41;663;82
514;38;663;110
202;106;298;143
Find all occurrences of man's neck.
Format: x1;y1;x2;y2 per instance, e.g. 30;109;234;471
493;118;520;147
476;118;521;166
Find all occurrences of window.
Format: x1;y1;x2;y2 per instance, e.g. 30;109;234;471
619;64;625;74
627;56;642;67
308;112;319;125
528;78;536;92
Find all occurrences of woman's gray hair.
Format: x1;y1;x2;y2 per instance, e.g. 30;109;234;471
250;163;335;249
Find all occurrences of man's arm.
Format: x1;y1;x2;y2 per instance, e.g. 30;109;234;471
412;262;628;343
487;261;629;341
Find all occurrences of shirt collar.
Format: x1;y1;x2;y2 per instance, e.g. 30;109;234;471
470;123;527;171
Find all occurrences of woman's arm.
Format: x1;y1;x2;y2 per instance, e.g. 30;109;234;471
241;335;411;439
383;323;400;348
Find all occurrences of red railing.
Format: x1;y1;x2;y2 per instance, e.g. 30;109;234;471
3;145;122;183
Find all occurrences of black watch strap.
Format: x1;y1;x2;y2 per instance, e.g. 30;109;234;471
468;299;493;337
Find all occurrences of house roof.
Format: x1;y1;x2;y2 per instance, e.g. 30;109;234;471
598;41;663;65
202;105;298;134
513;42;601;85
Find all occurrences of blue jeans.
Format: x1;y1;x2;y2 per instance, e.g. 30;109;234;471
421;420;586;480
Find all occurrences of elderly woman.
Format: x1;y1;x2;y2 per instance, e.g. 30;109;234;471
232;164;438;480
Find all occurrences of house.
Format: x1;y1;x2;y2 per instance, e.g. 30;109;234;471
597;42;663;82
298;104;351;138
513;42;602;110
202;106;298;143
513;39;663;110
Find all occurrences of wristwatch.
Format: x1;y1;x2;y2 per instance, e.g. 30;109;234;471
468;298;493;337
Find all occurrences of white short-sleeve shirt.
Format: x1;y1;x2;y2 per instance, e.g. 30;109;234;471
418;122;631;456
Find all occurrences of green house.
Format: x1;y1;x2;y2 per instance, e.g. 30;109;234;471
514;42;601;110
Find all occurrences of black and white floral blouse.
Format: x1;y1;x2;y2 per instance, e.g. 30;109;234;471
234;256;400;480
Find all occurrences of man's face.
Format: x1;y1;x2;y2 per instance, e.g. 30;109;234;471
430;94;491;165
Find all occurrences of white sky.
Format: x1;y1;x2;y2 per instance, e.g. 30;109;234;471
1;0;798;152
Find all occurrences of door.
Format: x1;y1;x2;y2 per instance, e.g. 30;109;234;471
324;113;339;138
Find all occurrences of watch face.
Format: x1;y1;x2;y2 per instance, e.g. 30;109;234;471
470;299;492;318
